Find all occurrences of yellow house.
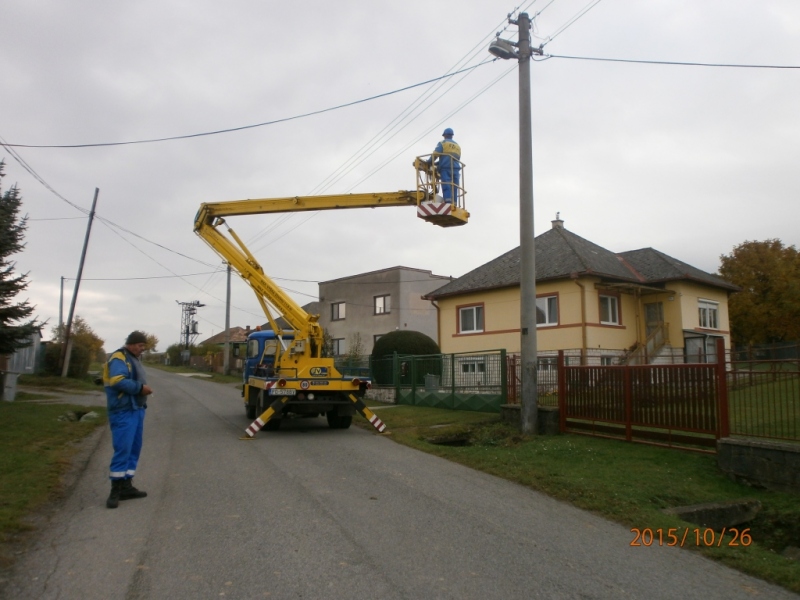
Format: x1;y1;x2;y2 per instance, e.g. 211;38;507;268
425;218;739;364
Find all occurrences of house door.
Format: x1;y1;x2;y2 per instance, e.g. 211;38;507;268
644;302;664;337
684;334;720;363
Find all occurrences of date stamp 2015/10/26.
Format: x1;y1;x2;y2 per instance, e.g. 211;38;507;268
630;527;752;548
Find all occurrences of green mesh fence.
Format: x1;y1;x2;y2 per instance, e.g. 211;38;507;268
371;350;508;412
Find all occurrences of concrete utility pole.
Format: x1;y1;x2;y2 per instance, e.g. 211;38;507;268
224;263;231;375
490;12;539;434
59;276;64;331
60;188;99;378
517;12;538;436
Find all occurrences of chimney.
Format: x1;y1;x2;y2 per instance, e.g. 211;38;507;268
245;325;250;332
552;212;564;229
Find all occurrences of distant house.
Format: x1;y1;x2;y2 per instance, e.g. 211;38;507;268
318;266;453;356
424;218;739;364
198;302;322;359
1;330;44;401
199;326;252;360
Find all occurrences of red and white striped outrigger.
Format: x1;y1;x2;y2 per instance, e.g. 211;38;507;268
242;384;387;438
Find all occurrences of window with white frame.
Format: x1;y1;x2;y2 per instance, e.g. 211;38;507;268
331;302;346;321
461;361;486;373
698;299;719;329
538;357;558;371
599;294;620;325
536;296;558;326
459;305;484;333
374;295;391;315
331;338;346;356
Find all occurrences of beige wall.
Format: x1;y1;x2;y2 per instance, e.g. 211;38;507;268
436;276;732;355
670;281;732;349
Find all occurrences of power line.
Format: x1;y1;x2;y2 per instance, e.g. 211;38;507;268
3;62;494;150
28;216;87;221
540;0;605;47
545;53;800;69
63;271;221;281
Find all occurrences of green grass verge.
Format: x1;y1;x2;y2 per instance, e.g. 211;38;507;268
0;401;107;568
17;373;102;393
357;405;800;594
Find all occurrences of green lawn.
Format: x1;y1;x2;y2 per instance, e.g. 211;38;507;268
0;401;107;569
359;404;800;594
729;376;800;441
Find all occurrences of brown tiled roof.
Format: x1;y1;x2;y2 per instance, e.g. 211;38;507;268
200;327;252;345
425;225;737;299
618;248;739;291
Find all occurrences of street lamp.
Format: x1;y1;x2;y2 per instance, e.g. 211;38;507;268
489;13;539;434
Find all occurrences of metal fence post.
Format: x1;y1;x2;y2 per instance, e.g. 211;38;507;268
451;352;456;408
393;352;399;401
558;350;566;433
624;365;632;442
501;349;508;404
717;338;730;439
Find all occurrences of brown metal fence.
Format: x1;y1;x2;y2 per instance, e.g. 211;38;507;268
557;347;728;450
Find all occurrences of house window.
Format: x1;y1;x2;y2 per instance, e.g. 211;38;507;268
600;356;615;366
331;338;345;356
538;357;557;371
461;361;486;373
331;302;346;321
699;300;719;329
374;295;391;315
599;294;620;325
536;296;558;326
459;305;484;333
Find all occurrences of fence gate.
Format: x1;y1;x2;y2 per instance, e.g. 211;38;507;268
558;347;728;450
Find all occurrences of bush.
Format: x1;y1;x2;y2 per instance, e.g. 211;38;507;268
372;330;440;357
42;342;91;378
370;330;441;385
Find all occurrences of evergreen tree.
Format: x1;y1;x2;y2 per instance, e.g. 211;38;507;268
0;160;38;354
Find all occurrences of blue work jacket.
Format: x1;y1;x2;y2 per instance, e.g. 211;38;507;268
103;349;146;413
434;139;462;173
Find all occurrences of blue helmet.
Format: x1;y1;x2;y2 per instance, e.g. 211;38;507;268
442;127;454;137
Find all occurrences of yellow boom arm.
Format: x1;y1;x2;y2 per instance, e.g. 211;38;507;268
192;157;468;365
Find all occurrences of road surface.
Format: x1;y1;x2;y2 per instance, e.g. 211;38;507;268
2;368;797;599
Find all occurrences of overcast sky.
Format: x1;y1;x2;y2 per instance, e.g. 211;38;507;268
2;0;799;353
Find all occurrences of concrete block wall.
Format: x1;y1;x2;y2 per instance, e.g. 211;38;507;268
717;437;800;494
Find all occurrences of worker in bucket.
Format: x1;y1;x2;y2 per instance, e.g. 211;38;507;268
432;128;462;204
103;331;154;509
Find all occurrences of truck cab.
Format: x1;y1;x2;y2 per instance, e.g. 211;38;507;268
242;329;365;430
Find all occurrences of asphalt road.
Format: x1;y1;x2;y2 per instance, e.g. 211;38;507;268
3;368;798;600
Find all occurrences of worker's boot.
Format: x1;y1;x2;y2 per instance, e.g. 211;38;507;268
106;479;123;509
119;478;147;501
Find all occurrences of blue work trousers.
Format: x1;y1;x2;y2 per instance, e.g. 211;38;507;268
108;409;145;480
440;169;460;203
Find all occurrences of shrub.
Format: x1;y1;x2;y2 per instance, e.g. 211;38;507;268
370;330;441;385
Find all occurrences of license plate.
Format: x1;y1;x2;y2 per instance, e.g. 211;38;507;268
269;388;296;396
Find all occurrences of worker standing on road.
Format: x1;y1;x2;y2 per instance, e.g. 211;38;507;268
103;331;154;509
432;127;462;204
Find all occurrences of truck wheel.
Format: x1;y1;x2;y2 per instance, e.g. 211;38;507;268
326;412;352;430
